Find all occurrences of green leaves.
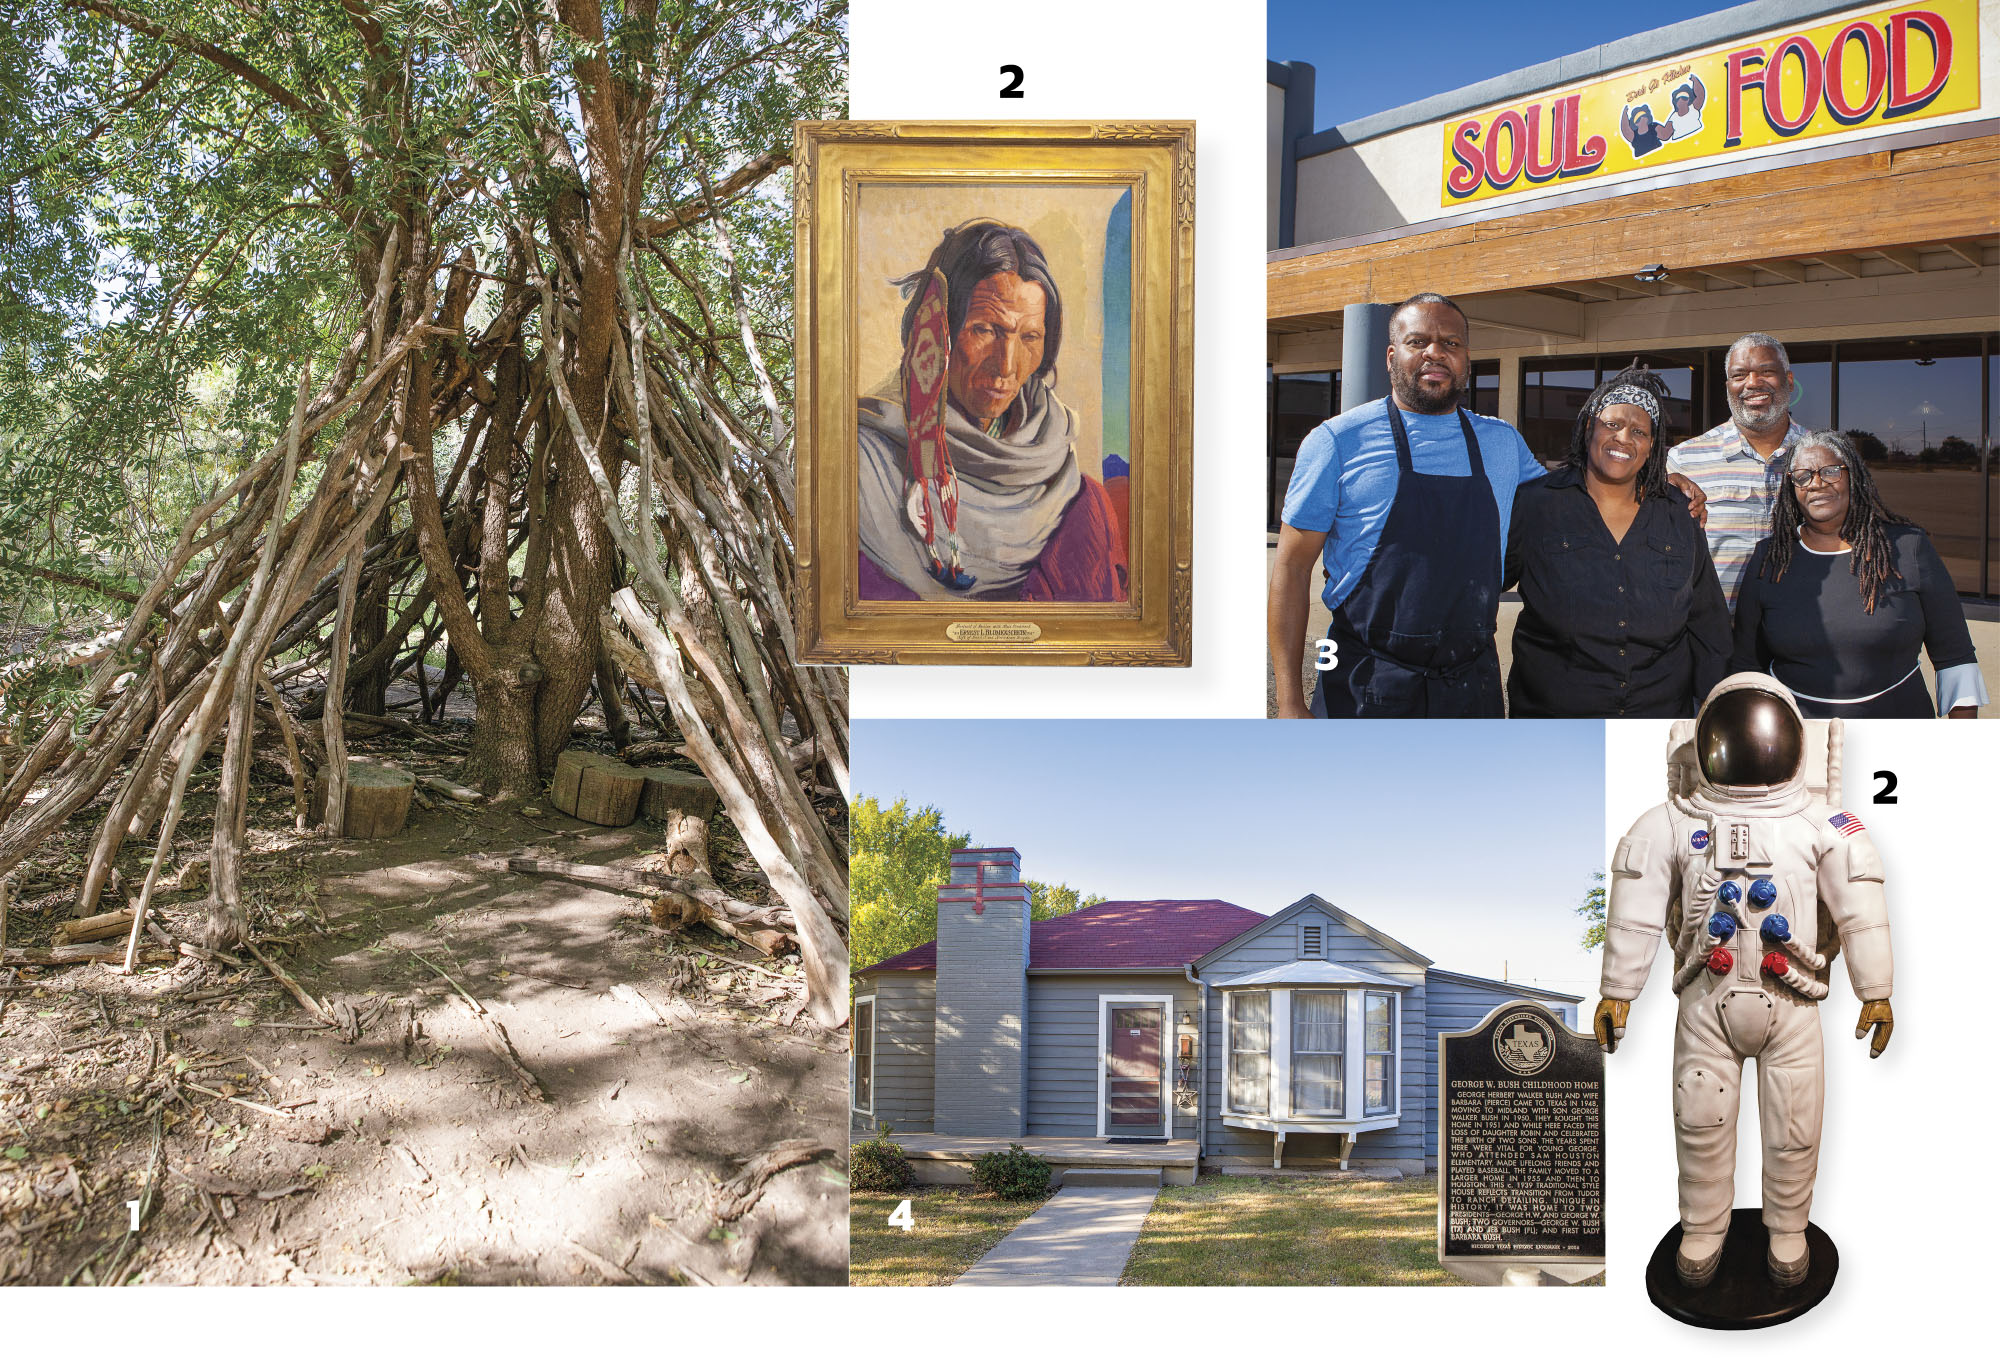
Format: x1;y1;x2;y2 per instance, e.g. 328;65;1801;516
1576;870;1607;951
850;794;1103;972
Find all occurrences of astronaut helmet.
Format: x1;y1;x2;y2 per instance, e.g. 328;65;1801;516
1695;673;1805;789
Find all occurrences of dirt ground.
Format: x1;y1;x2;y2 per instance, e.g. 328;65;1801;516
0;717;849;1286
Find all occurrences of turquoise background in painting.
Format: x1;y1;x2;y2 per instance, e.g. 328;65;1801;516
1099;188;1132;478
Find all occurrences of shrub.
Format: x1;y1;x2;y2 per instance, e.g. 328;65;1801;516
970;1144;1052;1200
851;1125;914;1193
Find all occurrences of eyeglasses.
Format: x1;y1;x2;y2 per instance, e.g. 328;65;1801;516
1788;463;1849;489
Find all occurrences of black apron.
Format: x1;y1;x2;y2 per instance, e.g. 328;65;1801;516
1311;402;1505;718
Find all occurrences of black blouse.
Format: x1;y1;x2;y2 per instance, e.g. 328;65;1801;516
1729;527;1979;716
1504;468;1731;717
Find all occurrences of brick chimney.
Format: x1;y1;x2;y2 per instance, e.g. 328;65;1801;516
932;847;1031;1136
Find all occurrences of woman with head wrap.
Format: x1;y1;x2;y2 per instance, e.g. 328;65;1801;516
854;218;1127;603
1729;430;1987;717
1504;367;1731;716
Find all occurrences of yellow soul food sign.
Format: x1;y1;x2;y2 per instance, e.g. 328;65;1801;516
1440;0;1981;206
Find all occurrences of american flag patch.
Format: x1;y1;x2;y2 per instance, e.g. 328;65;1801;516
1829;811;1865;837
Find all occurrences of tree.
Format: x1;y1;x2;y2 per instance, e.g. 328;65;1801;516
849;797;967;975
849;793;1101;973
1577;870;1607;951
0;1;852;1023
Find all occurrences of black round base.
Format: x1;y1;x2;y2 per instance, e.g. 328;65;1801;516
1645;1209;1838;1330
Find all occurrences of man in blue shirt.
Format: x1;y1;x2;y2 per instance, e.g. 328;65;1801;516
1268;294;1546;718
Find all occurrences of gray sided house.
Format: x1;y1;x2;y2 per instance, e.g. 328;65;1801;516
851;848;1580;1176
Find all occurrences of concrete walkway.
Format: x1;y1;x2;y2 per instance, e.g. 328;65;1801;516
953;1187;1159;1286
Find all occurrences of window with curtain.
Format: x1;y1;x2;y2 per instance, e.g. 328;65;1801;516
1291;989;1345;1115
1227;991;1270;1114
852;997;874;1113
1364;992;1395;1115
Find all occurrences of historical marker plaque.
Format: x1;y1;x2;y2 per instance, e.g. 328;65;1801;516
1437;1000;1605;1285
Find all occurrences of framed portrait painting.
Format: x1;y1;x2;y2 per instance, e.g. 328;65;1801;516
793;120;1194;665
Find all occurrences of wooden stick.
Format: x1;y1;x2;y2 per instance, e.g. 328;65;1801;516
256;667;309;830
210;364;316;938
408;949;547;1103
179;1080;292;1118
320;550;362;835
241;940;333;1026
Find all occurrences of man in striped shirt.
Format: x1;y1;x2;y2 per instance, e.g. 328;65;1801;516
1667;333;1809;610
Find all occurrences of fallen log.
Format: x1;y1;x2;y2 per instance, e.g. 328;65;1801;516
56;910;138;945
503;854;786;927
4;945;176;966
417;776;482;803
503;854;793;957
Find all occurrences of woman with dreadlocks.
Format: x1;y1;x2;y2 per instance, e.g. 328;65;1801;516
1730;430;1986;717
1504;367;1730;716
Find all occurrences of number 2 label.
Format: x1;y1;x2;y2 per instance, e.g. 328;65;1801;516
888;1198;914;1231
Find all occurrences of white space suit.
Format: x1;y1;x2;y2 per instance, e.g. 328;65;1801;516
1597;674;1893;1288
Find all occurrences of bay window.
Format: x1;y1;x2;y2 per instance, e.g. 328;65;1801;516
1221;983;1401;1124
1364;991;1395;1115
1227;991;1270;1114
1290;990;1345;1115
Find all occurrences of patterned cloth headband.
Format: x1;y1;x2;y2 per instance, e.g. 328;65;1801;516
1596;383;1661;423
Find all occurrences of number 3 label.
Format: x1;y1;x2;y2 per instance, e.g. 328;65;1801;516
1313;639;1339;671
888;1198;914;1231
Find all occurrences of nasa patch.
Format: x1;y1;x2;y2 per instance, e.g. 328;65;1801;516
1690;829;1710;851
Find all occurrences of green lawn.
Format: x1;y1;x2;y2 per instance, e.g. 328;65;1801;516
849;1186;1049;1286
1121;1174;1468;1286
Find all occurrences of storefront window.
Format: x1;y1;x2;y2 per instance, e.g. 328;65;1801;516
1519;360;1598;465
1840;337;1986;595
1269;370;1338;528
1470;360;1501;417
1785;342;1833;435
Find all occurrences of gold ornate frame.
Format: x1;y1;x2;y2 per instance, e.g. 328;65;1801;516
793;120;1194;666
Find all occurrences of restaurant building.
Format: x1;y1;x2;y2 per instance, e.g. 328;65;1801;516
1268;0;2000;598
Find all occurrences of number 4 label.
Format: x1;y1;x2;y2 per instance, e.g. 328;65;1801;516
888;1198;914;1231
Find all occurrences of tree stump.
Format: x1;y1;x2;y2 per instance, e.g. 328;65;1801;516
310;759;414;838
638;765;716;823
550;750;645;826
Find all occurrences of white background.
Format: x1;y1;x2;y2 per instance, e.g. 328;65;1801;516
846;0;1269;719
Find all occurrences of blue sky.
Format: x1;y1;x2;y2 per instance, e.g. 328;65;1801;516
853;720;1609;1002
1270;0;1743;131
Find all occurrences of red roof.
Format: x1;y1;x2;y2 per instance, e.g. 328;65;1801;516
859;899;1266;974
